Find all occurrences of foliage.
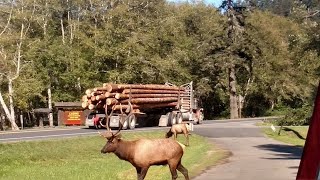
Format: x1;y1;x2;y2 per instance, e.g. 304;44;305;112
277;104;312;126
0;0;320;124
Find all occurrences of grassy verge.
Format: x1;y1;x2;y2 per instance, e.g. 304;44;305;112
0;131;228;180
262;126;309;146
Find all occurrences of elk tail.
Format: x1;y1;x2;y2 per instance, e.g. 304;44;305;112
176;141;186;152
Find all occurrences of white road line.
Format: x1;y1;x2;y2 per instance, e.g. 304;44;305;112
0;132;98;141
0;127;169;142
0;127;83;135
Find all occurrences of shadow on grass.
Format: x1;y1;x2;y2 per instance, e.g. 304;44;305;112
255;144;303;160
282;127;306;140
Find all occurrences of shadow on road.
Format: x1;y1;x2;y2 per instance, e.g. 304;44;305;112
254;144;303;160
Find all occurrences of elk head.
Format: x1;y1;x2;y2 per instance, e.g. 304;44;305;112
99;103;132;154
100;131;122;153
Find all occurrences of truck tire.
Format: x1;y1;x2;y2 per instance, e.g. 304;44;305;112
171;112;177;125
198;112;204;124
119;115;128;130
197;109;204;124
128;114;136;130
122;118;129;130
176;113;183;124
167;112;176;126
95;121;102;129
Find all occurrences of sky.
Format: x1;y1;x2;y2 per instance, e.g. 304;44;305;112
167;0;224;7
203;0;223;7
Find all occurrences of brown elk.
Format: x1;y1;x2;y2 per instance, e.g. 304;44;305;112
99;104;189;180
165;123;192;146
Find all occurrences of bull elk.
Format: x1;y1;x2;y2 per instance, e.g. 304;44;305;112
99;104;189;180
166;123;192;146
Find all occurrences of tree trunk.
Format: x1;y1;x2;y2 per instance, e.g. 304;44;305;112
39;117;44;128
20;114;23;129
48;87;53;127
238;95;244;118
0;91;19;130
270;99;275;110
61;18;65;44
0;113;4;130
229;66;239;119
8;79;15;122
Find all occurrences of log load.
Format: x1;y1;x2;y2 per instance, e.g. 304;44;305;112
119;97;178;104
112;102;178;110
103;84;184;92
115;93;178;99
122;89;184;94
81;83;186;112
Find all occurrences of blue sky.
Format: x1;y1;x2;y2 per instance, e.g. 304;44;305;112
167;0;223;7
204;0;223;7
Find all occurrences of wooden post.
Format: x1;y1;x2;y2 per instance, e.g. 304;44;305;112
39;117;44;128
20;114;23;129
0;114;4;131
48;87;53;127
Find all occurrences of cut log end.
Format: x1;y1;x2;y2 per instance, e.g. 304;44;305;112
85;89;92;96
81;102;88;108
88;104;95;110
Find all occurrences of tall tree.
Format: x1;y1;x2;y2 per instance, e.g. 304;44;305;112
220;0;248;118
0;0;36;130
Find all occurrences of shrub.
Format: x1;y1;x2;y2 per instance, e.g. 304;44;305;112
276;104;312;126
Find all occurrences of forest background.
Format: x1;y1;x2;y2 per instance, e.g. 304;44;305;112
0;0;319;129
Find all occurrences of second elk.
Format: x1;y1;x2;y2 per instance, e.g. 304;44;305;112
166;123;192;146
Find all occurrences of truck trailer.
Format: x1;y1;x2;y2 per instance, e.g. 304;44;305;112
82;82;203;130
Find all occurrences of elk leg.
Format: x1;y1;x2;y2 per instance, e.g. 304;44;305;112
173;132;177;140
136;167;149;180
168;161;178;180
184;130;189;146
177;161;189;180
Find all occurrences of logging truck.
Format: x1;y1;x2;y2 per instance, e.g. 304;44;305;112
82;82;204;130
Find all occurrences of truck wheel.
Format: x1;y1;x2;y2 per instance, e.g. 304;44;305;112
128;114;136;130
197;110;204;124
122;118;129;130
171;112;177;125
118;114;128;130
167;112;176;126
176;113;183;124
95;120;102;129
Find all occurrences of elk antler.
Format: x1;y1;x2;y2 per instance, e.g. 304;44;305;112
100;105;116;131
113;102;133;137
113;103;125;137
98;131;113;139
99;101;134;138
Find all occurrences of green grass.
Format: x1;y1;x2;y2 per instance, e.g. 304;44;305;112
0;131;228;180
262;126;309;146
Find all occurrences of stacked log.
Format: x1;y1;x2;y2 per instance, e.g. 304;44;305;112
81;83;185;111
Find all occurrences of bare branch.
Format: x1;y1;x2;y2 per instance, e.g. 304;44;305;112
0;0;14;37
304;10;320;18
24;0;36;38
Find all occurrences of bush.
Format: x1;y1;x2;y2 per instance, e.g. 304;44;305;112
276;104;312;126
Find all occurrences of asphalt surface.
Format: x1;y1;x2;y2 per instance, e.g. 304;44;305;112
0;126;170;143
193;120;302;180
0;119;302;180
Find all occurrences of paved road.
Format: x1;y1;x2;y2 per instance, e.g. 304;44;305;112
193;120;302;180
0;126;170;143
